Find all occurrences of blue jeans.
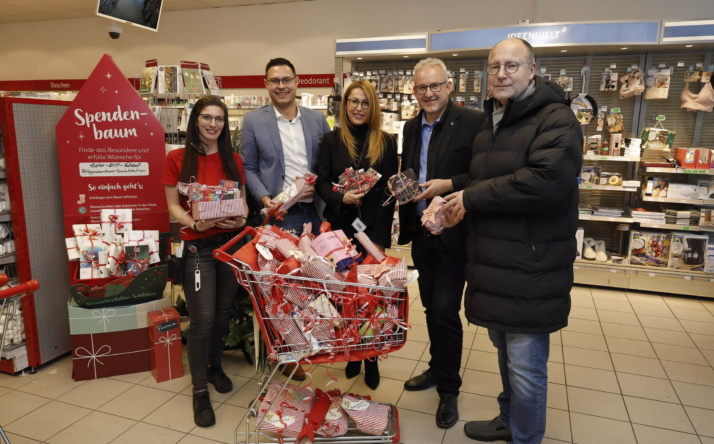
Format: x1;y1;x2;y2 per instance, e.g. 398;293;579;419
274;202;321;235
488;329;550;444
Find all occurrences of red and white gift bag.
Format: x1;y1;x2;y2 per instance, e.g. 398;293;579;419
316;394;349;437
341;394;390;436
257;382;316;438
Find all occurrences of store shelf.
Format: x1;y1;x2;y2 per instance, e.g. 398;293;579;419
580;184;639;192
573;260;714;298
642;196;714;205
583;155;641;162
0;254;15;265
579;215;634;223
637;222;702;231
644;166;713;175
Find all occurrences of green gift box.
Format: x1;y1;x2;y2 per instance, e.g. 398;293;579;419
68;297;171;335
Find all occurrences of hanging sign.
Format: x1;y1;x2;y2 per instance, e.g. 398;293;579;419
56;54;169;237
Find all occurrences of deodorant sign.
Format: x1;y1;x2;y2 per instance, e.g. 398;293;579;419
56;54;169;240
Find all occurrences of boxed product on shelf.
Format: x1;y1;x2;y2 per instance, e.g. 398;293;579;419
668;232;709;272
701;209;713;227
629;231;671;267
696;148;711;169
645;178;669;197
581;166;601;185
705;242;714;274
666;183;699;199
599;172;623;186
675;147;699;169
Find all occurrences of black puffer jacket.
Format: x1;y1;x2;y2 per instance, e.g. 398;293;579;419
462;77;583;334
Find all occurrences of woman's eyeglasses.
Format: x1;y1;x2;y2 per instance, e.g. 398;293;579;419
199;114;225;125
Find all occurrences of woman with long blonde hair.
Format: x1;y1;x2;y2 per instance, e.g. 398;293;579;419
316;79;398;389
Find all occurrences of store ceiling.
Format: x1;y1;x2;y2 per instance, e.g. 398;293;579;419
0;0;316;24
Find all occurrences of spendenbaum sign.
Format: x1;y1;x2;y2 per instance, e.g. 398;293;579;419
56;54;169;237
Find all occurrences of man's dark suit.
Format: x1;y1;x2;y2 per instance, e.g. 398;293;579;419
398;100;485;397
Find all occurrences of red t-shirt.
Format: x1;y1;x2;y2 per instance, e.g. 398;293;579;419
162;148;246;241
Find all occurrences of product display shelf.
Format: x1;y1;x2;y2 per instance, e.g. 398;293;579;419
579;184;639;192
573;260;714;297
579;215;634;223
583;154;641;162
641;196;714;205
0;97;71;373
644;166;713;175
637;222;710;232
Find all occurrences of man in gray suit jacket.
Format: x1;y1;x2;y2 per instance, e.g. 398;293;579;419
241;58;331;234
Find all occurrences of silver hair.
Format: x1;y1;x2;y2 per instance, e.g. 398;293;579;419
413;58;450;80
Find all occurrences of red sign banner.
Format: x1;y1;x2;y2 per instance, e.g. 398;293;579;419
56;54;169;237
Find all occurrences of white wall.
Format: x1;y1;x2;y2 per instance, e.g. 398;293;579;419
0;0;713;82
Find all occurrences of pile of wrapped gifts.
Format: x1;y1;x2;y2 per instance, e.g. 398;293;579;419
256;381;393;440
64;209;161;279
331;167;382;194
230;223;416;363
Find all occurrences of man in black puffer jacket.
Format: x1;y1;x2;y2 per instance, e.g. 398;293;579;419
443;38;583;444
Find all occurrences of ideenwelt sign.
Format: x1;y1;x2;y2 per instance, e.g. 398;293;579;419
430;21;661;51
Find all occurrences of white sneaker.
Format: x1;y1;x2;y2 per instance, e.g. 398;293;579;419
583;238;596;260
594;240;608;262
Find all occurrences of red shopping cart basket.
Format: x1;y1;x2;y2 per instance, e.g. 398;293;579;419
213;227;409;366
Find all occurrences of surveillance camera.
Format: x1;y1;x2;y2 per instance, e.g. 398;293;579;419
107;24;123;39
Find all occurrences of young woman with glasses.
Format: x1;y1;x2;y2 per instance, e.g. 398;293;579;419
315;80;398;390
162;95;248;427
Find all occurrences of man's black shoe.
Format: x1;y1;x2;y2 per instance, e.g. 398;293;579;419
207;366;233;394
403;369;435;391
193;390;216;427
436;394;458;429
464;417;512;442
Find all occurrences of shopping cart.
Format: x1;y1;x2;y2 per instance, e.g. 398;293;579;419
0;274;40;444
214;227;408;444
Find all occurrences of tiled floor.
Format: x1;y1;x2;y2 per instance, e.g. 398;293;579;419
2;284;714;443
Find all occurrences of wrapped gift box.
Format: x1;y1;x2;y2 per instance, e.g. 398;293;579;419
101;208;133;234
124;242;151;275
72;223;102;237
78;243;107;280
68;296;171;335
312;230;361;271
148;307;184;382
71;328;151;381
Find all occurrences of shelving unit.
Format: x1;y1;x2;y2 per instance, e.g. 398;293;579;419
0;97;71;373
351;45;714;297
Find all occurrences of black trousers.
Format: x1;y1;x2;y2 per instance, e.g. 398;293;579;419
411;225;466;396
182;231;243;391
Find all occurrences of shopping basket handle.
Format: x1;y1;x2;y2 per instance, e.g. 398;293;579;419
212;226;257;263
0;279;40;300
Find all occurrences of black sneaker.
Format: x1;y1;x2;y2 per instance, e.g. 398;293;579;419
193;390;215;427
207;366;233;393
464;417;512;442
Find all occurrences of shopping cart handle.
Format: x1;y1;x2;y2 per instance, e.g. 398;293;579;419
0;274;8;287
0;279;40;300
213;226;257;263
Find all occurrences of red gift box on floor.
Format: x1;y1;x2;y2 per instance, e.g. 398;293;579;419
71;328;151;381
148;307;183;382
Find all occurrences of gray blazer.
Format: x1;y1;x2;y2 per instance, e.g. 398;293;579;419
240;105;330;202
